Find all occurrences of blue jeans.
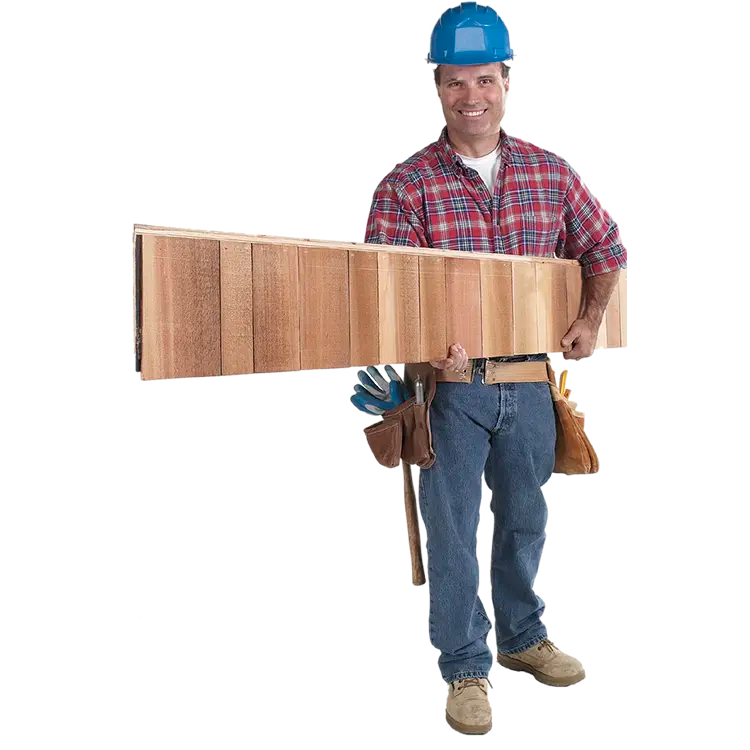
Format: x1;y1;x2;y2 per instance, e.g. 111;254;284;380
418;353;556;683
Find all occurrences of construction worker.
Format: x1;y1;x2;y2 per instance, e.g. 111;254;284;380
363;2;627;735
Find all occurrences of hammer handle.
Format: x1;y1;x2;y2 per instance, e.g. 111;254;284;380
402;461;426;585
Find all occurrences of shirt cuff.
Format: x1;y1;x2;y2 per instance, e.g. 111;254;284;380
579;246;628;279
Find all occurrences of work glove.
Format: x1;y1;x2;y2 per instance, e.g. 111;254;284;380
350;365;411;415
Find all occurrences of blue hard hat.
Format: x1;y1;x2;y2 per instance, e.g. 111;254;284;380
427;2;513;66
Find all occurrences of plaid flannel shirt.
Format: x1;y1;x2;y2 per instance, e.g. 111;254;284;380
365;126;627;278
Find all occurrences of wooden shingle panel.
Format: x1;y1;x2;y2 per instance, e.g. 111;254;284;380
299;246;350;370
445;257;482;358
480;260;513;357
349;251;379;366
378;252;420;364
512;262;539;355
619;269;628;347
419;255;447;363
251;243;300;373
141;235;221;380
536;262;569;353
220;241;253;376
605;276;621;348
134;226;627;380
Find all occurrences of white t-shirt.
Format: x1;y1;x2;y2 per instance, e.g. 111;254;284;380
457;143;502;192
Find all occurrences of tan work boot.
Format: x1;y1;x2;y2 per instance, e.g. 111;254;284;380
445;677;492;734
497;638;585;687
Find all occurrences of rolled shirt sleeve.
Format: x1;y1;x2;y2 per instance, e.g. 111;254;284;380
561;164;628;278
365;180;428;248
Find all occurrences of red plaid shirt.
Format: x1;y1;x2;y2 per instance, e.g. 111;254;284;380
365;126;626;278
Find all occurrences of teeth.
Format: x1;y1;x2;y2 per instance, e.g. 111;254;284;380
461;110;486;117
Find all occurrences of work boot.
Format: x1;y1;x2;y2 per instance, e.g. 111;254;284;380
445;677;492;734
497;638;585;687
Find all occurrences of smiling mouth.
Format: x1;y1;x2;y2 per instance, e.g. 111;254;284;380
459;109;487;118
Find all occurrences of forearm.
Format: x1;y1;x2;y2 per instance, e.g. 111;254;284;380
579;269;620;327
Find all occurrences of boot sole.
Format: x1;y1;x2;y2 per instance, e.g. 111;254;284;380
445;710;492;735
496;653;585;687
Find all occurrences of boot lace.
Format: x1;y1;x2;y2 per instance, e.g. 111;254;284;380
536;639;557;654
453;677;493;695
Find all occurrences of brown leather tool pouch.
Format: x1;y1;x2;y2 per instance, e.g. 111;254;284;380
364;364;438;469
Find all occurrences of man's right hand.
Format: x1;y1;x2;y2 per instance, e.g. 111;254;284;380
430;343;468;373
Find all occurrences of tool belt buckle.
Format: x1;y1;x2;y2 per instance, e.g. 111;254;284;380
477;358;489;385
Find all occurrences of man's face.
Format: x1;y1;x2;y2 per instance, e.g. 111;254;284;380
436;63;509;138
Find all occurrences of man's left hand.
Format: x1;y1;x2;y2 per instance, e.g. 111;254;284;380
561;318;599;360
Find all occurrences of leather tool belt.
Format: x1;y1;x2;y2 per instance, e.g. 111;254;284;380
433;358;548;384
363;357;598;476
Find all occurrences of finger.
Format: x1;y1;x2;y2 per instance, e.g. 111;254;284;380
564;333;585;358
383;365;401;381
360;369;389;395
357;368;381;396
448;344;461;372
574;345;589;360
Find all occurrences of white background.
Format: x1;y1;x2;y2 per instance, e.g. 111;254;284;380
1;1;747;748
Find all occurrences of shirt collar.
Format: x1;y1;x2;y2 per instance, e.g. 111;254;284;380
436;125;515;175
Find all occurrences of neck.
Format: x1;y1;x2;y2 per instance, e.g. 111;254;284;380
446;127;502;159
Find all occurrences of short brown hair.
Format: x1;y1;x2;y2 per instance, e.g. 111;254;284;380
434;62;510;86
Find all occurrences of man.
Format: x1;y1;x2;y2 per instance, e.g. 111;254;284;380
364;2;627;736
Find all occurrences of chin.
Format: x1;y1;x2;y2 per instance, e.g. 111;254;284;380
465;123;491;133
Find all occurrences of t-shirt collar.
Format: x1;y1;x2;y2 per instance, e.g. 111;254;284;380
436;125;513;175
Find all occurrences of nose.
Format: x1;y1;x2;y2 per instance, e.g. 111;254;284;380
461;84;481;105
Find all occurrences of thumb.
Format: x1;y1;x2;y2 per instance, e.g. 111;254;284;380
561;322;581;346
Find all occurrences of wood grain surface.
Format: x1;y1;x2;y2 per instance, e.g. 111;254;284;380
619;269;627;346
511;262;539;354
299;246;349;369
220;241;253;376
480;259;513;356
445;257;482;358
565;263;583;324
141;234;221;380
251;243;300;373
377;252;420;364
605;275;621;348
549;265;571;352
596;306;608;349
419;255;447;363
348;250;379;366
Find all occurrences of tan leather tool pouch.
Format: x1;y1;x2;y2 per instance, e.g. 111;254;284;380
545;358;599;474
